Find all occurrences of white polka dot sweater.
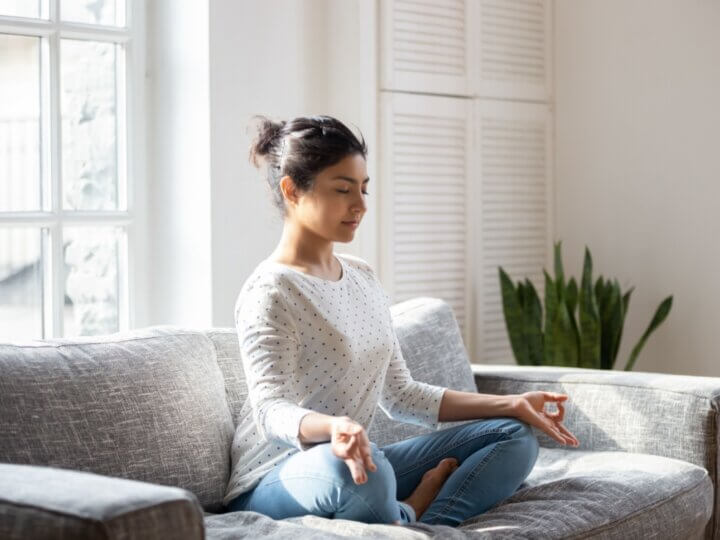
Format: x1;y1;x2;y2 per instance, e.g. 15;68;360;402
222;252;447;506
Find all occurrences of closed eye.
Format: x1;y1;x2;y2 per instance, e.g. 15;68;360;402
337;190;369;195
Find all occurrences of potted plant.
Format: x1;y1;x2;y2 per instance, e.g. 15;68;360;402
498;241;673;371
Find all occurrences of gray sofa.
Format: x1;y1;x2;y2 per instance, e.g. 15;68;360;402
0;296;716;539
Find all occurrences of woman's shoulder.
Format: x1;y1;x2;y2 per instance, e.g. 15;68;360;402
234;261;298;317
336;253;377;280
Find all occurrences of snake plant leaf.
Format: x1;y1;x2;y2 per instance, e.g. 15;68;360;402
622;286;634;316
524;278;544;365
545;312;563;366
601;280;623;370
557;298;580;367
564;277;581;363
578;247;601;368
613;286;635;362
499;267;529;365
516;281;525;310
566;277;579;316
597;277;612;320
624;295;673;371
595;276;606;311
595;277;613;367
543;269;559;365
554;241;565;298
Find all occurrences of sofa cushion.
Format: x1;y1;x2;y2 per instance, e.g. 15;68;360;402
0;463;205;540
0;326;235;513
459;447;712;538
205;329;249;428
368;297;478;447
204;448;712;539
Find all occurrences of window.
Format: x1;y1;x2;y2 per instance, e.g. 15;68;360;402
0;0;142;340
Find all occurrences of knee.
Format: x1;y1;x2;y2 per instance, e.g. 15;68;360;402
504;419;540;471
366;443;396;485
323;442;396;493
471;417;539;466
351;443;397;497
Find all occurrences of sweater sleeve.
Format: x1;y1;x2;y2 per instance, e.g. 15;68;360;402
235;283;316;451
357;259;447;429
378;324;447;430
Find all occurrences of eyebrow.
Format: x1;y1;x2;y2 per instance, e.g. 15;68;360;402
332;176;370;184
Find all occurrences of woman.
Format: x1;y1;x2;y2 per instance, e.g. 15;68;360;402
223;114;579;527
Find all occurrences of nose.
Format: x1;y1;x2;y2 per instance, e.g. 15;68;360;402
351;194;367;215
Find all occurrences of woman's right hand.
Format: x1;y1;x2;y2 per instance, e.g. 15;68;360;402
330;416;377;485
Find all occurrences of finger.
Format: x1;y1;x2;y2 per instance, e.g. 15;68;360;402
548;426;565;445
358;431;377;472
540;416;566;445
544;392;569;402
545;401;565;422
345;457;366;484
347;437;369;478
555;421;580;446
552;422;575;446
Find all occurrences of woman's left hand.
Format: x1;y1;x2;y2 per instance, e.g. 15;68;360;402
511;391;580;447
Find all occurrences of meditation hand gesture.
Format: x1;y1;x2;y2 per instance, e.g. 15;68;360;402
512;391;580;447
330;416;377;485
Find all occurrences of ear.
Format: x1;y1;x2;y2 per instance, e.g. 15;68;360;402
280;175;299;206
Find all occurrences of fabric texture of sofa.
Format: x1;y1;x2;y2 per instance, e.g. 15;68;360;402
0;296;716;539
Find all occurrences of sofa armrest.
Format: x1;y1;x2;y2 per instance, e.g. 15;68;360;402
0;463;205;540
473;364;720;466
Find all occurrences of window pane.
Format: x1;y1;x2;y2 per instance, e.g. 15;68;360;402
0;34;41;212
61;0;125;27
61;39;122;211
0;0;42;18
63;226;120;336
0;227;44;341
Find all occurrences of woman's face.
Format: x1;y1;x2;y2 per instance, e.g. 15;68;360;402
288;153;369;242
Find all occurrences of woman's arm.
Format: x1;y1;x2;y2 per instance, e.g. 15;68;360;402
237;284;318;451
437;388;515;422
438;388;580;447
297;411;336;445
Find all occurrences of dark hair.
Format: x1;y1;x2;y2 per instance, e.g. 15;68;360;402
247;114;368;217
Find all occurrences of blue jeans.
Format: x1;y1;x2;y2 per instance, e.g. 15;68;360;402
225;417;539;527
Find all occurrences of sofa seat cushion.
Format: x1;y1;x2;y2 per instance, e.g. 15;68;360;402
204;448;712;539
458;447;713;539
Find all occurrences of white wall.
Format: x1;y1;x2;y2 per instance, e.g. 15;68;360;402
144;0;376;329
145;0;212;327
208;0;377;327
554;0;720;375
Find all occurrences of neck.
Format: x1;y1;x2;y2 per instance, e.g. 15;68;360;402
271;221;335;269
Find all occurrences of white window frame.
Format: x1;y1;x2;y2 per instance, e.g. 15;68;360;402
0;0;146;338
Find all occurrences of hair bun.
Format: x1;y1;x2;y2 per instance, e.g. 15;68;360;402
248;115;286;169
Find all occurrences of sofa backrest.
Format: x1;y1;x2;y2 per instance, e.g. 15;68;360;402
0;327;235;513
0;297;476;513
207;296;477;448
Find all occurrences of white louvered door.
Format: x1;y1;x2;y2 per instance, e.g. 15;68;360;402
380;0;475;96
476;0;553;101
376;0;553;364
473;99;553;364
379;92;474;347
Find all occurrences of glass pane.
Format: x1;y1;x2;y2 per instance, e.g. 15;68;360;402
0;34;42;212
63;226;120;336
0;0;41;18
0;227;44;341
61;39;121;211
61;0;125;27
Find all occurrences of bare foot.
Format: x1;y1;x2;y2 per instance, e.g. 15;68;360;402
401;457;459;521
